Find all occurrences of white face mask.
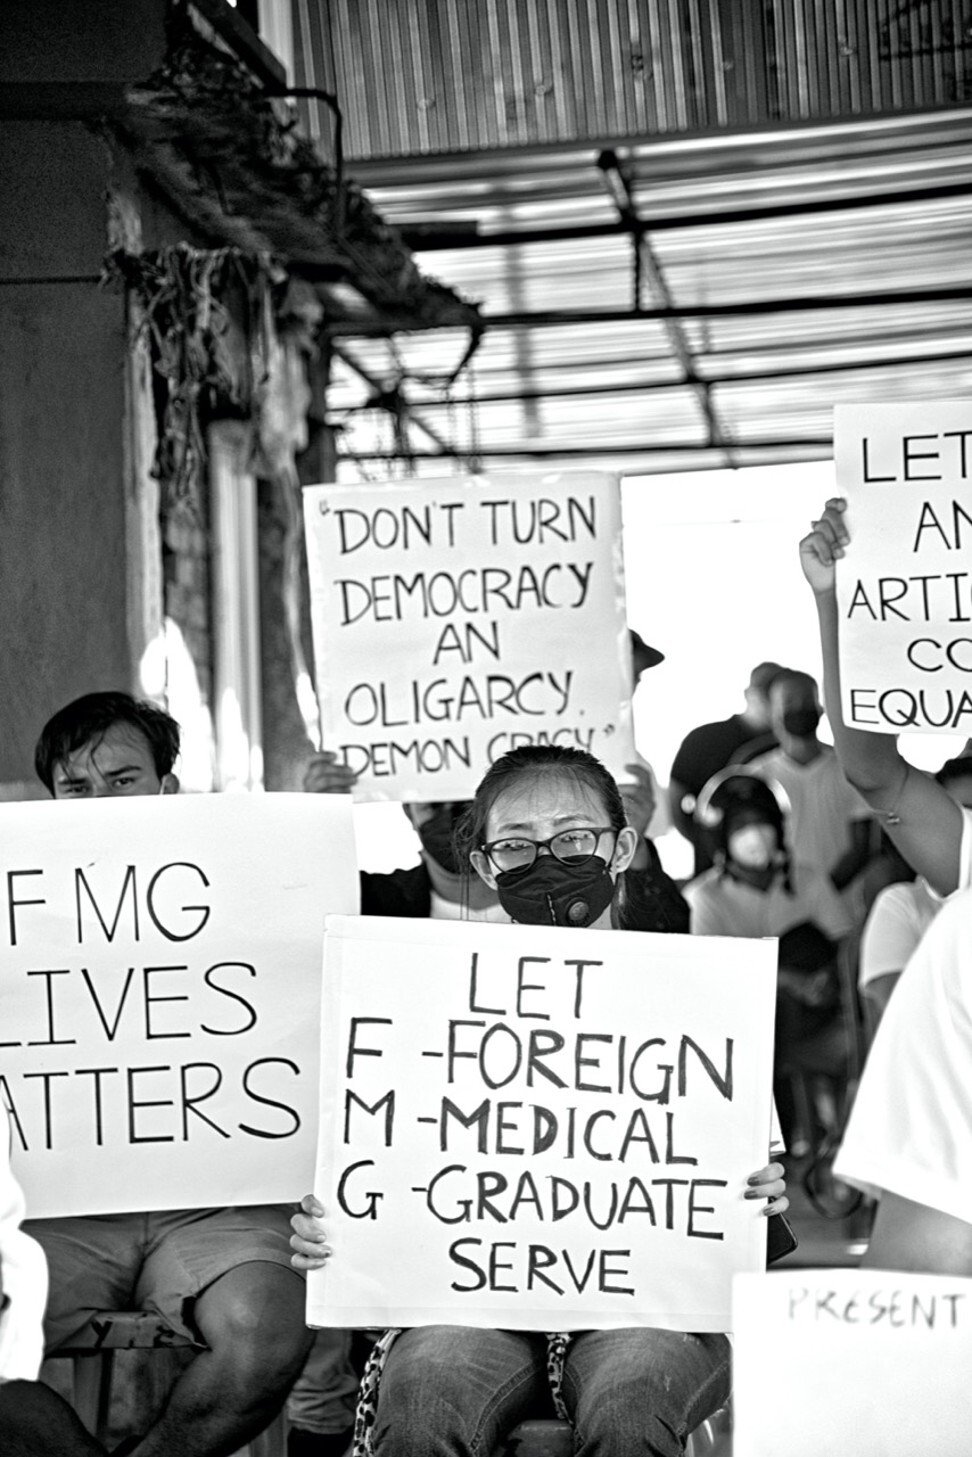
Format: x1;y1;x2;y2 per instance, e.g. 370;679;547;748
727;822;777;870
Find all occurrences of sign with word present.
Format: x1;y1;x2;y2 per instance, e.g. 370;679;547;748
0;794;359;1217
733;1268;972;1456
302;473;635;800
307;916;776;1332
834;400;972;734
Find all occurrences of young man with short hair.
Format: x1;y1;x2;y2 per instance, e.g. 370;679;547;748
22;691;317;1457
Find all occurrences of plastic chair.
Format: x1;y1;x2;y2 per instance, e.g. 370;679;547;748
53;1310;286;1456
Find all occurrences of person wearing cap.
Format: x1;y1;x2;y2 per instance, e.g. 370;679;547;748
668;663;784;877
683;768;854;1149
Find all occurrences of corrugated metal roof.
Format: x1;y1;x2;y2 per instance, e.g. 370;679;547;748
292;2;972;477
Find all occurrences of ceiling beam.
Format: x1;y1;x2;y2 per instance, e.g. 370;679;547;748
398;177;972;251
329;343;456;454
344;346;972;409
597;147;735;462
323;285;972;336
339;440;830;460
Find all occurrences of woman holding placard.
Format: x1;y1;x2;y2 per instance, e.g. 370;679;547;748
292;745;787;1457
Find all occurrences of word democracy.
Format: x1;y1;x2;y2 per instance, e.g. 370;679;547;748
335;562;594;626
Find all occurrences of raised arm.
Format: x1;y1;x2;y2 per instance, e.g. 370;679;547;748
800;498;965;894
861;1192;972;1275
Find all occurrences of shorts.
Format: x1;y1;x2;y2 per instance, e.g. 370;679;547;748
23;1205;295;1352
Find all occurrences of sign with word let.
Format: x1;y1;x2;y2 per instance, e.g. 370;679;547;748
0;794;359;1217
834;400;972;734
733;1268;972;1456
307;917;777;1332
302;472;635;800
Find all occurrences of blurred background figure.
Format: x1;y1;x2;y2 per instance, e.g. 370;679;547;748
747;669;876;928
684;768;854;1155
668;662;784;877
858;754;972;1039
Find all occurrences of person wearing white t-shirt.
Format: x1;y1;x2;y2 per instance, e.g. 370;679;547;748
800;500;972;899
859;755;972;1035
835;887;972;1274
748;670;874;921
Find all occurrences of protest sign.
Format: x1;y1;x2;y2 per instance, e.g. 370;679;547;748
301;472;635;800
733;1268;972;1456
834;400;972;734
307;916;776;1332
0;794;359;1217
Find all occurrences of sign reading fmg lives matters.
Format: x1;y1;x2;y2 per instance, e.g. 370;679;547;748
0;794;359;1217
307;917;776;1333
834;400;972;734
302;473;635;801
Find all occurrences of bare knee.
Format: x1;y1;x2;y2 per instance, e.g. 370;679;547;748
194;1263;312;1386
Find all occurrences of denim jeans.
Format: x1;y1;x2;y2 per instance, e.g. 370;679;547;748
372;1325;731;1457
286;1327;359;1435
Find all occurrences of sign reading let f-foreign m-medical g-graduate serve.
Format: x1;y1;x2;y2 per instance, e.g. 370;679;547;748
0;794;358;1218
834;400;972;734
301;473;634;800
307;917;776;1333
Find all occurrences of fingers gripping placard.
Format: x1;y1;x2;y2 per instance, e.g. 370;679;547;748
301;473;635;800
309;917;777;1333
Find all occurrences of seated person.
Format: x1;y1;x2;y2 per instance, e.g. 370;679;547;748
800;500;972;897
683;768;854;1150
859;755;972;1036
22;693;318;1457
303;753;690;932
292;745;787;1457
835;885;972;1276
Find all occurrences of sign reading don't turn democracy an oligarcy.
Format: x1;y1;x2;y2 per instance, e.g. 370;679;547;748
302;472;635;801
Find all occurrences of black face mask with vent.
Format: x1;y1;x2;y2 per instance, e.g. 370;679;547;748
781;706;821;737
494;855;616;927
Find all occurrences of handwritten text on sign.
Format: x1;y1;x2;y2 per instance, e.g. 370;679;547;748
834;400;972;733
0;795;359;1218
733;1269;972;1457
308;917;776;1332
302;473;634;800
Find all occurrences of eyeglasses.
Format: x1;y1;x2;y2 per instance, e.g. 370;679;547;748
481;827;616;873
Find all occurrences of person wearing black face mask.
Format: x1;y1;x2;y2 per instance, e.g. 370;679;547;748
746;669;876;920
683;768;855;1152
289;746;786;1457
301;751;689;930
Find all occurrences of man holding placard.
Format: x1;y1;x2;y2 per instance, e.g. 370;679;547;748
14;693;322;1457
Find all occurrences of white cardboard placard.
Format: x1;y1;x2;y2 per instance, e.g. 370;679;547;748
302;472;635;799
733;1268;972;1457
834;400;972;735
0;794;359;1217
307;916;776;1332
